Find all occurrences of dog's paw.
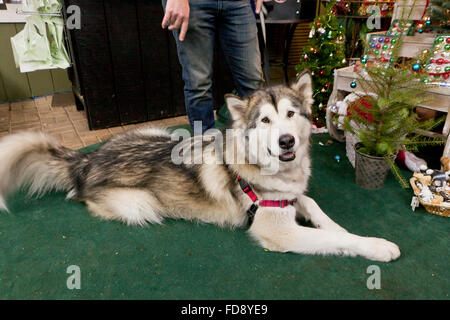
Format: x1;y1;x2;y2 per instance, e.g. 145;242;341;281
361;237;401;262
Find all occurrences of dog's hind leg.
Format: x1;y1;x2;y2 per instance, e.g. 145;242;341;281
294;195;347;233
84;188;163;226
248;207;400;262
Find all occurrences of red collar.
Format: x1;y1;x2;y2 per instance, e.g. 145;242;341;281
237;176;297;225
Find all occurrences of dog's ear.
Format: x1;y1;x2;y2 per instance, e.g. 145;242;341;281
291;69;314;109
225;94;247;121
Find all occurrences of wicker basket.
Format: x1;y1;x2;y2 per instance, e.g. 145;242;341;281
410;177;450;217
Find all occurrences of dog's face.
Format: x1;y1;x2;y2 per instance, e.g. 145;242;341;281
225;70;313;171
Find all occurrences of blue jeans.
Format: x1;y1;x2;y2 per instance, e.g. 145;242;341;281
163;0;264;132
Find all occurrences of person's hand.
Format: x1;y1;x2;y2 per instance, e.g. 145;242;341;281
255;0;264;14
161;0;190;41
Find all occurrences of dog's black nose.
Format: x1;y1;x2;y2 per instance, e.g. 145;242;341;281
279;134;295;150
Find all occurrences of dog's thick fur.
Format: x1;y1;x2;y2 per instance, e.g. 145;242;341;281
0;71;400;262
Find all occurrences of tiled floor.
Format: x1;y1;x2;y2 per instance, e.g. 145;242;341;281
0;95;189;150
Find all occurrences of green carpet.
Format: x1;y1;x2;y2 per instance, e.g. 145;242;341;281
0;132;448;300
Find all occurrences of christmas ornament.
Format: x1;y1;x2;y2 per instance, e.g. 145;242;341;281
422;35;450;85
387;20;415;36
350;80;357;88
412;63;421;71
362;34;400;69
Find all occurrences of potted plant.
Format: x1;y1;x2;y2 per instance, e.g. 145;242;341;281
343;58;444;190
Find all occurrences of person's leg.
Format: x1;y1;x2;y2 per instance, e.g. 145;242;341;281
218;0;264;97
162;0;216;132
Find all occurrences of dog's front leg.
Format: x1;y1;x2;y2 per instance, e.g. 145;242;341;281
294;194;347;233
248;207;400;262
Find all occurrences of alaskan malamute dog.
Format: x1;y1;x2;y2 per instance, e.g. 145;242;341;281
0;71;400;262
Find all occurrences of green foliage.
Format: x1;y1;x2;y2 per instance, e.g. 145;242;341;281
383;155;410;189
427;0;450;29
343;62;444;158
296;0;346;127
343;40;445;188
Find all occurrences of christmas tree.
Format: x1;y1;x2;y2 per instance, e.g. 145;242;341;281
427;0;450;30
296;0;346;127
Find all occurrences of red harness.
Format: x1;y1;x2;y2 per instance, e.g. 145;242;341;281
237;176;297;225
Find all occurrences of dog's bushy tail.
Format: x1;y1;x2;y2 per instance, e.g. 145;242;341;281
0;131;82;212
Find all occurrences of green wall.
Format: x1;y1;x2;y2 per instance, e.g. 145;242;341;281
0;23;72;102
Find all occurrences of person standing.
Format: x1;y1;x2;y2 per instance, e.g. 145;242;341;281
162;0;265;132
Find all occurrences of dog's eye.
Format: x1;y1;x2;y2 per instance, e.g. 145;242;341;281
261;117;270;124
287;111;295;118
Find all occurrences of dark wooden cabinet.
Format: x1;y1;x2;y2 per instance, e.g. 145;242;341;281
62;0;234;130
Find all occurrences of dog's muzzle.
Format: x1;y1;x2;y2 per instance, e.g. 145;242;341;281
278;134;296;162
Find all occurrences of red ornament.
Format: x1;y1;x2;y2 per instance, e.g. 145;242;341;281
437;58;444;65
376;44;381;49
316;22;321;27
447;38;450;44
384;38;390;43
430;59;435;63
444;74;449;80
